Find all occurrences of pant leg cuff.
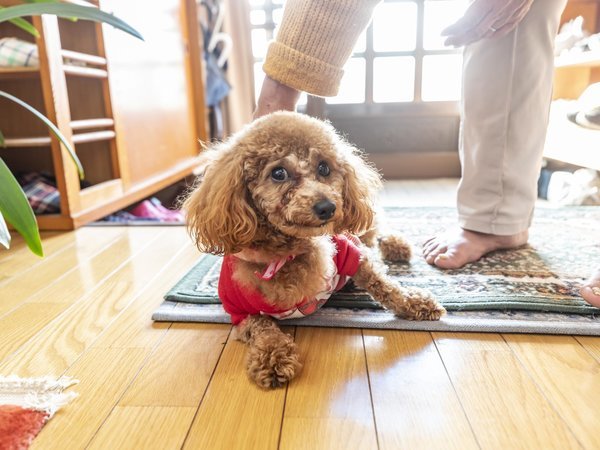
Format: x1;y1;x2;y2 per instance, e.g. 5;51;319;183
458;216;531;235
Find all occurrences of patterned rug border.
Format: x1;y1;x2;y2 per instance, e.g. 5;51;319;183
152;301;600;336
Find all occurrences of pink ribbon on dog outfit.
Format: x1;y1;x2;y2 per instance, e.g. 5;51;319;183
255;255;296;280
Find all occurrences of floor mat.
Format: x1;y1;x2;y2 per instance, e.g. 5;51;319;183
153;206;600;335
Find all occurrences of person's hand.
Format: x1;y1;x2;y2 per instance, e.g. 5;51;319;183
253;76;301;119
441;0;534;47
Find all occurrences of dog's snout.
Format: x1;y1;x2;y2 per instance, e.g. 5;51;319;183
313;199;336;221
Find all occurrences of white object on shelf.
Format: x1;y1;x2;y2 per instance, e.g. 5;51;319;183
0;37;39;68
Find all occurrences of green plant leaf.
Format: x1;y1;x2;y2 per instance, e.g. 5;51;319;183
0;210;10;250
8;16;40;37
0;5;41;37
0;90;84;179
0;129;4;147
0;3;143;41
0;158;43;256
21;0;78;23
21;0;78;22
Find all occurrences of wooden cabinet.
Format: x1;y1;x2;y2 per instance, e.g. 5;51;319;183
545;0;600;170
0;0;207;229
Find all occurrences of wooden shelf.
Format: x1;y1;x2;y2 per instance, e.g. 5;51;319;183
70;118;114;130
0;67;40;80
3;136;51;147
63;65;108;78
1;1;207;230
61;49;107;67
555;51;600;69
72;130;115;144
3;130;115;147
0;64;109;79
33;157;201;229
0;49;106;81
544;100;600;171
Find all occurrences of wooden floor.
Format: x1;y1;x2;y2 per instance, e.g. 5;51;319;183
1;180;599;450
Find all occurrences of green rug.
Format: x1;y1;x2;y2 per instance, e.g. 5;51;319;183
162;206;600;315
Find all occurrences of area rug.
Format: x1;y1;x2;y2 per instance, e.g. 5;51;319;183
153;206;600;335
0;376;78;449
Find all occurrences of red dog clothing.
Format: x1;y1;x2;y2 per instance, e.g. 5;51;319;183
218;235;362;325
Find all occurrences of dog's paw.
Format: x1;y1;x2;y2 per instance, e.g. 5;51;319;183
399;287;446;321
246;334;302;388
378;235;412;262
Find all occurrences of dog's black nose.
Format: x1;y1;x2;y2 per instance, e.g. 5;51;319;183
313;199;336;221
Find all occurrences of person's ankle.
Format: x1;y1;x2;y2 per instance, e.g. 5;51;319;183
254;76;301;119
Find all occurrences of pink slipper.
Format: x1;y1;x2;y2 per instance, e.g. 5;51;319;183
129;199;184;222
149;197;184;221
129;200;165;221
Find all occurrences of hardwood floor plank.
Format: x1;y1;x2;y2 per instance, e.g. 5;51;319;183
0;233;27;253
279;327;378;450
24;227;158;305
0;228;166;355
432;332;580;449
0;230;162;361
0;302;68;361
119;323;229;407
504;334;600;449
363;330;478;450
575;336;600;363
0;232;61;284
0;227;184;376
92;244;202;350
87;406;197;450
29;348;147;450
183;334;286;450
0;227;124;316
0;231;61;269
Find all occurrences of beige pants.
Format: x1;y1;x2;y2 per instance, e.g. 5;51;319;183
458;0;568;235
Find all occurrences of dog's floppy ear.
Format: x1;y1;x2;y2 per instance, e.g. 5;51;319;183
183;144;257;254
338;144;382;234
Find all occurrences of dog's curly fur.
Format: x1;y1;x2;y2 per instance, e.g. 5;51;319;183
184;112;445;388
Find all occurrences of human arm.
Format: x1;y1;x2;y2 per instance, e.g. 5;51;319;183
255;0;380;118
253;76;301;119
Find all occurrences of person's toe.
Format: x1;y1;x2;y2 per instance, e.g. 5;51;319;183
422;238;439;255
580;269;600;307
580;284;600;307
433;250;466;269
425;243;447;265
423;236;437;247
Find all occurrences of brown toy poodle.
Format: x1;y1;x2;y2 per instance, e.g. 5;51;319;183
184;111;445;388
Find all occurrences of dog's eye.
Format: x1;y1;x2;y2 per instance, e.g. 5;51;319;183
318;161;330;177
271;167;289;182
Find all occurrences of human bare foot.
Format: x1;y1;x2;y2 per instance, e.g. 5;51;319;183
580;269;600;307
253;76;301;119
422;228;529;269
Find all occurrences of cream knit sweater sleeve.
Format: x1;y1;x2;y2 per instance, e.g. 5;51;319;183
263;0;381;97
